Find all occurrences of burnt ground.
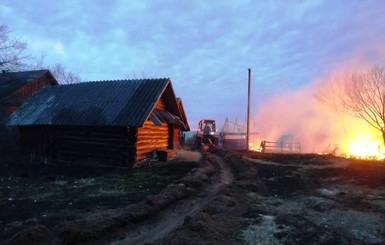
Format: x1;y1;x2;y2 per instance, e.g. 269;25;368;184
2;150;385;244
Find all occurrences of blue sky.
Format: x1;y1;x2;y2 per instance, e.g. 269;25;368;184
1;0;385;131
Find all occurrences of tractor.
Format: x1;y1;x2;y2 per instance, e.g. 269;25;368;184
196;119;219;151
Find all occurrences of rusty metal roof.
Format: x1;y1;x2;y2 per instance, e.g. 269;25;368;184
0;69;57;99
7;78;187;127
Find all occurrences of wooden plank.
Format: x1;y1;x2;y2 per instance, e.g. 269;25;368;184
137;127;168;133
136;138;168;144
56;130;126;138
56;137;126;145
155;98;166;110
56;145;126;155
136;138;168;143
57;150;125;159
136;144;168;152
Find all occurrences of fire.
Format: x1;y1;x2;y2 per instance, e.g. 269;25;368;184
248;142;255;151
251;69;385;160
250;72;385;161
248;142;260;152
342;133;385;160
247;125;385;160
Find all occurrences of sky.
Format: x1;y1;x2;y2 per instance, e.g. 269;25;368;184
1;0;385;135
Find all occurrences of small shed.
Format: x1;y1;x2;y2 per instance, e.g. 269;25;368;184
222;117;259;150
0;69;58;123
8;78;189;166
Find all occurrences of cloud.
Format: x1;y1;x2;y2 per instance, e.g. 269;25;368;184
53;42;65;55
0;4;12;14
29;39;66;57
1;0;385;130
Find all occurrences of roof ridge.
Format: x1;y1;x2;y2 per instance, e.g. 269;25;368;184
50;78;171;87
0;69;49;74
86;77;170;82
63;78;170;85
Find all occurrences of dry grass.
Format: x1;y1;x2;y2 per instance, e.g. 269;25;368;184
175;150;202;162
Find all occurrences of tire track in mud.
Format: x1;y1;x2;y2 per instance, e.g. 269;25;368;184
110;153;233;245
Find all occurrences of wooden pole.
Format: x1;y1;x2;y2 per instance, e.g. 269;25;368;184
246;68;251;154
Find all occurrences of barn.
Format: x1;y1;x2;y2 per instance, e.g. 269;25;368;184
0;69;58;123
7;78;189;166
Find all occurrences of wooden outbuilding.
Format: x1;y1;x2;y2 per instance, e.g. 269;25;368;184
0;69;58;123
7;78;189;166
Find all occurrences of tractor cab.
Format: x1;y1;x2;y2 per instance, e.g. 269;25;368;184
198;119;216;135
196;119;219;151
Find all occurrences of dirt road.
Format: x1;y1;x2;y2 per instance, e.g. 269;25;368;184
110;154;233;245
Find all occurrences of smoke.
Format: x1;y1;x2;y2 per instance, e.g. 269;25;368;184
252;38;385;155
252;79;374;155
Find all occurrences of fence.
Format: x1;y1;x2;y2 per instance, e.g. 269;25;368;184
260;140;301;153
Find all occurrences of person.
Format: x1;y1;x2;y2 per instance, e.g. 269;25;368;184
260;140;266;152
203;123;211;134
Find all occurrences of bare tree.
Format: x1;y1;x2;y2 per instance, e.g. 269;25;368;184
49;63;82;84
316;73;347;116
0;25;82;83
342;66;385;144
0;25;29;71
318;66;385;145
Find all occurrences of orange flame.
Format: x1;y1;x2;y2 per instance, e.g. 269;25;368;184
340;130;384;160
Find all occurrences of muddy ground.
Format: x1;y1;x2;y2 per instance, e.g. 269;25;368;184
2;150;385;244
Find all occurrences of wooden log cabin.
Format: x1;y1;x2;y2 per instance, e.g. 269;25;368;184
0;70;58;123
7;78;189;166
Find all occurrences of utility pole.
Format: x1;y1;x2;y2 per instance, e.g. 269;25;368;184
246;68;251;155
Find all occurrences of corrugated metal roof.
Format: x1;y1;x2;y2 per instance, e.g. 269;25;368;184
8;78;177;127
0;70;51;99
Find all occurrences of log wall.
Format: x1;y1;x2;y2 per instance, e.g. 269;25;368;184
136;120;170;161
19;126;55;164
173;127;181;149
19;126;134;166
55;126;130;165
